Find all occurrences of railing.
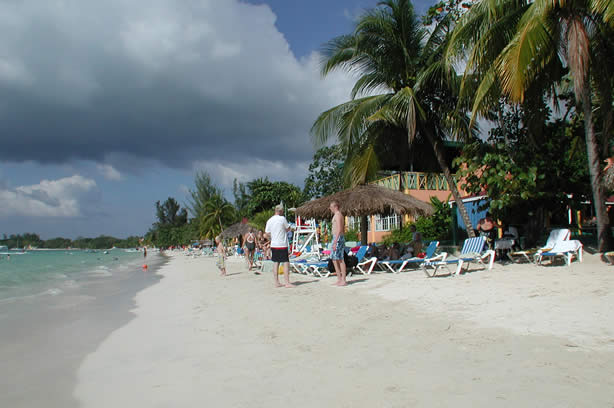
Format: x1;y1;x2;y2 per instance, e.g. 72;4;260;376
372;172;449;191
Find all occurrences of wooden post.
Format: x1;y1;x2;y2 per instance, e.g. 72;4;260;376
360;215;368;246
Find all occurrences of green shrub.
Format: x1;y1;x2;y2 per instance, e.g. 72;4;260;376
382;196;452;245
344;227;360;242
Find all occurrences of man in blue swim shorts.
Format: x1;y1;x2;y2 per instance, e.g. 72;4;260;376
329;200;347;286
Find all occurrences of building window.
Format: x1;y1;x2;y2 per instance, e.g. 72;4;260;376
347;216;370;231
375;214;400;232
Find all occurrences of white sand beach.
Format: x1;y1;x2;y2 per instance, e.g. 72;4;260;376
74;253;614;407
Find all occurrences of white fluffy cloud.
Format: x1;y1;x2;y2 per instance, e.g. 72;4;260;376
0;0;355;174
0;175;98;217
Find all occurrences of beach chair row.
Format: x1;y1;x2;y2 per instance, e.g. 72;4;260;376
287;236;498;279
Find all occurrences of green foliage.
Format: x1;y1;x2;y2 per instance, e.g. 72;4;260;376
422;0;471;26
199;193;237;239
312;0;477;237
251;210;275;231
41;237;73;249
382;196;452;244
303;144;345;199
382;228;414;245
246;178;304;215
344;227;360;242
155;197;188;227
454;105;590;225
232;179;250;218
150;196;191;247
186;171;221;219
1;233;43;249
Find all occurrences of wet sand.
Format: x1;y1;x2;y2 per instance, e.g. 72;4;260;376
0;254;166;408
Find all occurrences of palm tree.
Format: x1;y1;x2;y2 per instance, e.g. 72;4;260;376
199;194;237;239
312;0;477;239
449;0;614;250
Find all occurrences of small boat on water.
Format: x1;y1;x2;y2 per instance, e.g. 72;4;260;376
0;245;26;255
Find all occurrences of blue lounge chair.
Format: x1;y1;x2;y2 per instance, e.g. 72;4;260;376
291;246;376;278
379;241;444;273
421;236;495;277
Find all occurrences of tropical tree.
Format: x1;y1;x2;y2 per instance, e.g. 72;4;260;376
232;179;251;218
246;178;304;215
155;197;188;227
312;0;477;238
448;0;614;250
186;171;221;219
303;144;345;199
199;194;236;239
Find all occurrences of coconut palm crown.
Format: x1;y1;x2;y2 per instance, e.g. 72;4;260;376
312;0;478;237
448;0;614;250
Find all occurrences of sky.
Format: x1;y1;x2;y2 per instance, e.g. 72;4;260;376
0;0;434;239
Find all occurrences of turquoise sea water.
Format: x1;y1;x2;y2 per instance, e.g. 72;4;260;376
0;249;149;303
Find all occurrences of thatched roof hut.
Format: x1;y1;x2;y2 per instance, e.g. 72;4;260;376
295;184;433;219
220;222;256;239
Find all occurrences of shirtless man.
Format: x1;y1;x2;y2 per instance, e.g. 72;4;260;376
329;200;347;286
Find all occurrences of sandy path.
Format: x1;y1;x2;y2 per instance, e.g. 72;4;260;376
74;254;614;407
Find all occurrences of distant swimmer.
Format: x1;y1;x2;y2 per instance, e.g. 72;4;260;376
144;247;147;258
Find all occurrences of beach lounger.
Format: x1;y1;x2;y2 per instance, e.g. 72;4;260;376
508;228;570;263
421;236;495;277
349;246;378;276
535;239;583;266
290;246;376;278
379;241;444;273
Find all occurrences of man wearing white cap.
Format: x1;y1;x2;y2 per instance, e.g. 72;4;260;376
265;204;295;288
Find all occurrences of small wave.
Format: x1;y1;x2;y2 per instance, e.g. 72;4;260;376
0;287;63;305
62;280;79;289
82;269;112;278
51;273;68;280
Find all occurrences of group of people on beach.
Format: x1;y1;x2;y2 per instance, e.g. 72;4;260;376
215;201;348;288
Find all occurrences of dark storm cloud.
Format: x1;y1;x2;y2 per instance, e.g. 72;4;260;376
0;0;353;175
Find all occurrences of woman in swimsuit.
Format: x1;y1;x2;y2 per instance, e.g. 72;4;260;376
245;227;256;271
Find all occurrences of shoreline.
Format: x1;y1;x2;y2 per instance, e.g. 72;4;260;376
74;253;614;407
0;253;168;408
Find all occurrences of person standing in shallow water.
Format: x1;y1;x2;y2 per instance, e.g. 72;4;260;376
330;200;347;286
265;204;295;288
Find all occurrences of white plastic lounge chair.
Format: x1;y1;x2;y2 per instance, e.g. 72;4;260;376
379;241;445;273
421;236;495;277
349;246;378;276
535;239;583;266
508;228;571;263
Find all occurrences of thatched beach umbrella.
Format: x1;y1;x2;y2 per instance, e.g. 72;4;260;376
220;222;255;239
295;184;433;245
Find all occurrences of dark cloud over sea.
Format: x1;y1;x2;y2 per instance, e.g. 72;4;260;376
0;0;353;177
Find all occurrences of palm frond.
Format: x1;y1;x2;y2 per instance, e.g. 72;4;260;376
498;6;555;102
343;142;380;187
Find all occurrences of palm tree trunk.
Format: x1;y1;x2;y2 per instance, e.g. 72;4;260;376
581;90;611;251
423;128;476;238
